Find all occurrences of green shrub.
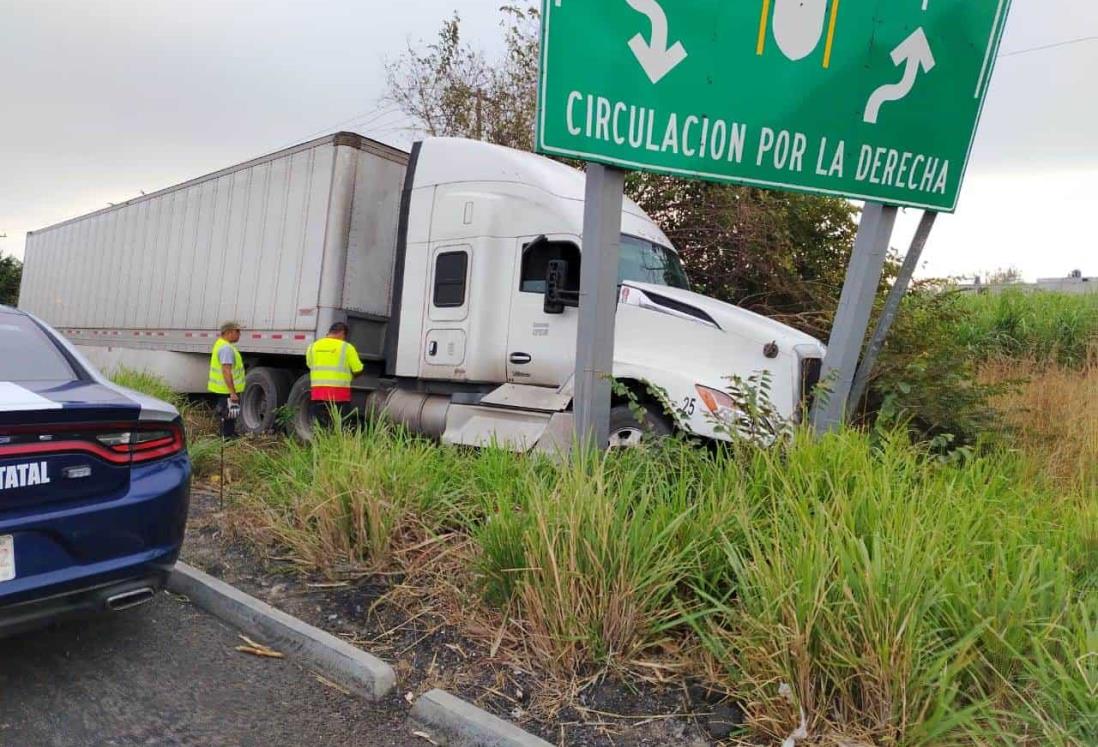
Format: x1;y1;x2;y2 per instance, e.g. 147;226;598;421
867;289;1005;443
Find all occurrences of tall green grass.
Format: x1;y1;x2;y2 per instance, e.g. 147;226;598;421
233;423;1093;745
109;366;186;409
954;291;1098;367
688;429;1093;745
238;423;468;567
474;443;742;673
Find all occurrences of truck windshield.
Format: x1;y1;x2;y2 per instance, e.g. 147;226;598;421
619;235;690;290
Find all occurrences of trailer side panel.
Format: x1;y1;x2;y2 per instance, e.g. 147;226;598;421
20;139;344;355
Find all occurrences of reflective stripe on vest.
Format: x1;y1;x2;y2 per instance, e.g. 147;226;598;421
208;338;246;394
307;340;353;390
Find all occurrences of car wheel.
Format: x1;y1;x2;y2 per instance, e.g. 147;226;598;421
607;403;673;448
239;367;293;434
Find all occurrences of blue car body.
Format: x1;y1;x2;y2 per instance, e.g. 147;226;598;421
0;306;190;636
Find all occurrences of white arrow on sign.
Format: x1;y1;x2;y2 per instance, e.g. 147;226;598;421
625;0;688;84
863;27;936;124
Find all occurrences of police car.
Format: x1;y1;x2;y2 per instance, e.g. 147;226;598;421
0;306;190;636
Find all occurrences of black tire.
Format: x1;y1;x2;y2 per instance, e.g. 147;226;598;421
286;374;314;442
607;403;674;448
239;367;294;434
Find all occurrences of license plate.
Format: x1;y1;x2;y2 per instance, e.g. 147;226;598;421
0;535;14;582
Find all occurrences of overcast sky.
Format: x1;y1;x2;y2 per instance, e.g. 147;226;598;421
1;1;1094;281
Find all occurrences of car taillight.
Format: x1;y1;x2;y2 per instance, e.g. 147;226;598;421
0;422;186;465
132;426;185;463
94;424;185;463
96;432;133;449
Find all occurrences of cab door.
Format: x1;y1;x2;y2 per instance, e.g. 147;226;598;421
421;244;471;378
505;236;581;386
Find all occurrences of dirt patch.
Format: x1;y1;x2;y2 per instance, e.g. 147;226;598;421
183;488;739;746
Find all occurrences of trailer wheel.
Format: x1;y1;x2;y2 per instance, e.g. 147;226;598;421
607;404;673;448
286;375;315;441
240;367;294;434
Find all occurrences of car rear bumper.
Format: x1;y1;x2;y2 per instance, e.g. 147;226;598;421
0;453;190;635
0;569;170;638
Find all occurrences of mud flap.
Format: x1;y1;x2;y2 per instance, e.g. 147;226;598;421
531;412;576;458
441;405;553;451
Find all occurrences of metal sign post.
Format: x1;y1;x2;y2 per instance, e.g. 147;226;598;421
573;164;626;448
811;202;898;432
847;211;938;415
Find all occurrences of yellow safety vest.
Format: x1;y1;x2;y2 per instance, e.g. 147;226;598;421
208;338;246;394
306;338;360;390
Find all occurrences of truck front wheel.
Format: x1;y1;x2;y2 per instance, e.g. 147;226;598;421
607;404;673;448
240;367;293;434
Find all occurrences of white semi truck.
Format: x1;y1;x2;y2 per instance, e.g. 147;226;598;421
19;133;825;448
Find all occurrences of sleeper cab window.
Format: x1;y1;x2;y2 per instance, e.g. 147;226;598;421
520;240;581;294
433;250;469;308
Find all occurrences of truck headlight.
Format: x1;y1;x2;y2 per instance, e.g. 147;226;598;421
696;385;736;419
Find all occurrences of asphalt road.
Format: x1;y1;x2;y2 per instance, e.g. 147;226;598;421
0;593;419;747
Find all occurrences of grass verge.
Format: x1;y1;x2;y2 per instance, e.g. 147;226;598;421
108;352;1094;744
224;423;1092;745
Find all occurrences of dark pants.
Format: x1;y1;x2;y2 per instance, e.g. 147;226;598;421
311;400;354;431
215;396;238;439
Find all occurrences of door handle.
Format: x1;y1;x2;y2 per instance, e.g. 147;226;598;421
428;341;438;357
509;352;532;365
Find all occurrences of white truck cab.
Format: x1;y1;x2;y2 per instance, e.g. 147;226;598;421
388;138;825;446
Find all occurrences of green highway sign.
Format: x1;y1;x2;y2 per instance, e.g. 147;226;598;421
536;0;1013;212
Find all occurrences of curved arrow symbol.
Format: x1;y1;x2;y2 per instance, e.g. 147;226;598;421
625;0;688;84
864;27;936;124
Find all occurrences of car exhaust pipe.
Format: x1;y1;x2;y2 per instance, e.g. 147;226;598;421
105;587;156;612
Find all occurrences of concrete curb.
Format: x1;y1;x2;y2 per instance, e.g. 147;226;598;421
411;688;552;747
167;561;395;700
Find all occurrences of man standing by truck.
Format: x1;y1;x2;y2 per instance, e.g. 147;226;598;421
306;322;364;429
208;322;246;438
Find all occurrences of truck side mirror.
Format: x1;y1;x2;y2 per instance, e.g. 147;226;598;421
545;259;580;314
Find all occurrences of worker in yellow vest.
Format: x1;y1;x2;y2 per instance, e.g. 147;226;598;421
305;322;364;429
208;321;246;439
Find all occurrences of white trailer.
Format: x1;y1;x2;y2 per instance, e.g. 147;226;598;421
20;133;825;447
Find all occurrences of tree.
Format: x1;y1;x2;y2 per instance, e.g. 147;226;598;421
982;267;1023;285
384;5;538;150
0;254;21;307
384;4;860;335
